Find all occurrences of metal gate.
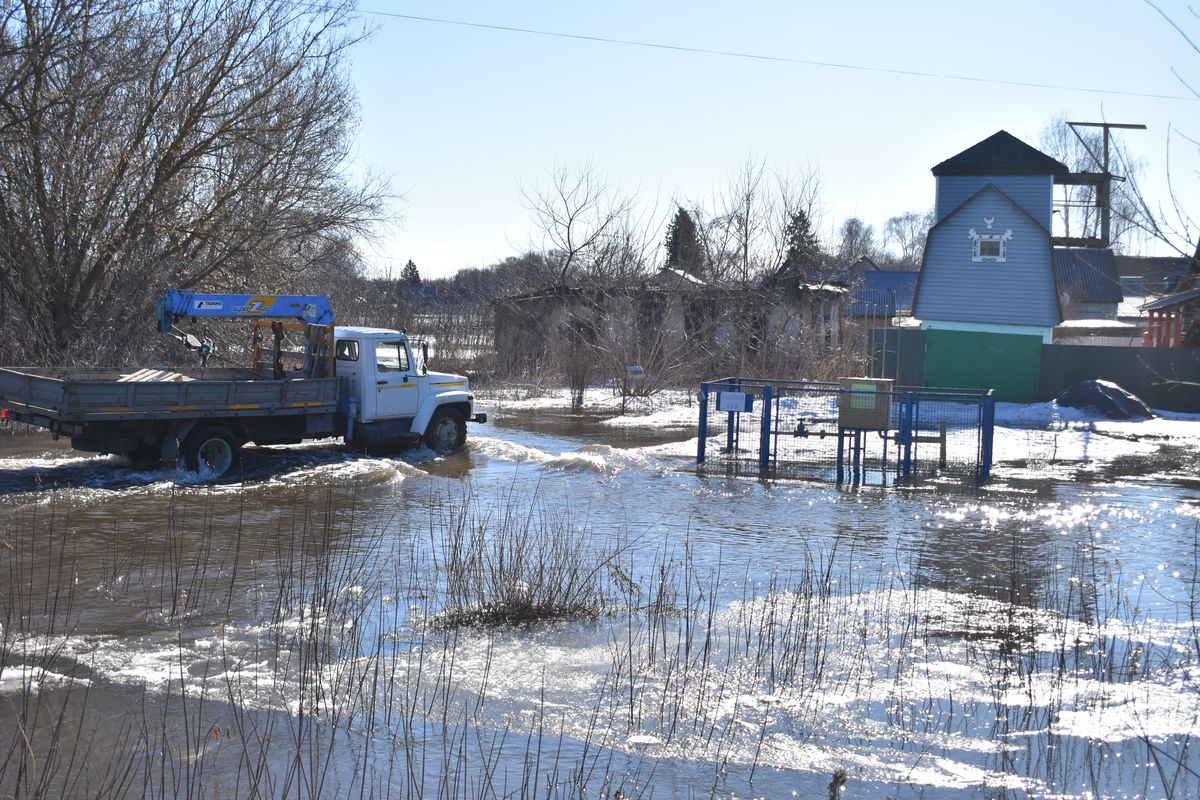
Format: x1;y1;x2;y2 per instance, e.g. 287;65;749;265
923;329;1041;403
697;378;995;485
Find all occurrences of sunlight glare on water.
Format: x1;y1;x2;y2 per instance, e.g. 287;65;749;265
1;408;1198;798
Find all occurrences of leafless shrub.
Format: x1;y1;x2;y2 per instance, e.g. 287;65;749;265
433;487;625;626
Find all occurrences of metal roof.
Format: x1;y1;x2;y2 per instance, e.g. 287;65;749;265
848;273;918;317
1113;254;1192;279
1052;248;1123;305
1142;286;1200;312
931;130;1070;177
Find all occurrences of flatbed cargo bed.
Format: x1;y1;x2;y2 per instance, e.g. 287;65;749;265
0;366;340;425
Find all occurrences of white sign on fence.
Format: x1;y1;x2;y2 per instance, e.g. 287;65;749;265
717;392;754;413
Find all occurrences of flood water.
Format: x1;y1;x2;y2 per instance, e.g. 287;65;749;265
1;405;1198;799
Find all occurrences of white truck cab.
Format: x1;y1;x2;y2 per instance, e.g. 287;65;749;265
333;327;485;450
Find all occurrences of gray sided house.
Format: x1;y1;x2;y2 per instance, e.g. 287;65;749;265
915;131;1066;341
912;131;1069;401
880;132;1200;406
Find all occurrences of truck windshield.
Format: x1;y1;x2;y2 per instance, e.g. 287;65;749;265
375;341;409;373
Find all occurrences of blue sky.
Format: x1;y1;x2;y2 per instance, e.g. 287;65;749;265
346;1;1199;278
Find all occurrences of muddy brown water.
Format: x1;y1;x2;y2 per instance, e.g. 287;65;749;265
1;409;1198;798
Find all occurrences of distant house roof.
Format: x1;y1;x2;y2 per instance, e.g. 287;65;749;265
650;266;707;287
1142;286;1200;312
847;272;919;317
1052;248;1123;305
810;256;918;287
1118;293;1153;320
1113;254;1192;278
1056;318;1136;330
931;130;1070;178
797;282;848;295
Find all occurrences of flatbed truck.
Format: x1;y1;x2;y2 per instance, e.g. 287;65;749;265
0;291;486;477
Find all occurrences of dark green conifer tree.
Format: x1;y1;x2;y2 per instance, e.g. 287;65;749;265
777;210;823;284
664;207;703;278
401;259;421;287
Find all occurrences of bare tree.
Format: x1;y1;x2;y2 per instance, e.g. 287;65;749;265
834;217;877;265
716;156;770;285
1101;4;1199;256
691;160;823;286
523;163;632;286
765;165;825;277
0;0;384;365
883;210;934;268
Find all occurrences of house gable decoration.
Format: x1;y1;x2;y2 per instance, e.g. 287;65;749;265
968;215;1013;263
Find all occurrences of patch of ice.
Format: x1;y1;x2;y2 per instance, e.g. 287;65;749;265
0;665;90;694
626;734;663;746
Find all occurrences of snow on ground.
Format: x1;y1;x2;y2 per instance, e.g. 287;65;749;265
992;400;1200;467
478;385;1200;472
477;386;699;428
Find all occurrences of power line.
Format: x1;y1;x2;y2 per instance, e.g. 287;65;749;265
354;7;1195;103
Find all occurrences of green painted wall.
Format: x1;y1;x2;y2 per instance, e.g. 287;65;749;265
869;329;1200;410
923;329;1042;402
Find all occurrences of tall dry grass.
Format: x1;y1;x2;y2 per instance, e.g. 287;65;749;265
2;489;1198;798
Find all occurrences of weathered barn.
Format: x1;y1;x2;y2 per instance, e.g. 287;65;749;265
492;270;847;385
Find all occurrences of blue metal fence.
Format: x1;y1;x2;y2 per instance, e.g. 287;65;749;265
697;378;995;485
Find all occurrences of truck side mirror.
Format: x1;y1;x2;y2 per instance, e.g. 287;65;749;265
421;341;429;375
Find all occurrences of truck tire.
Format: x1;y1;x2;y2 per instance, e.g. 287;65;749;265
183;425;242;477
423;408;466;452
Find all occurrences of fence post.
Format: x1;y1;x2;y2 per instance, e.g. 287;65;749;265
978;390;995;482
725;378;738;453
759;384;772;474
836;427;844;483
697;384;708;465
899;393;914;479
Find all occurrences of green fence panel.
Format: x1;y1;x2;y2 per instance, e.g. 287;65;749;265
1039;345;1200;412
868;328;926;386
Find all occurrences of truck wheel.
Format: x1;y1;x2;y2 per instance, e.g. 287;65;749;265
423;408;466;452
183;425;241;477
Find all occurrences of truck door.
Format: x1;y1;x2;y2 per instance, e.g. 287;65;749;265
371;339;420;422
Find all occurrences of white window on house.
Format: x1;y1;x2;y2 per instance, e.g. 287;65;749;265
977;238;1003;260
968;225;1012;263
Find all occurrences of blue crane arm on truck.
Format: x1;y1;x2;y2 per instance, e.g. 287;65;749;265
0;289;485;478
155;289;337;378
154;290;335;331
